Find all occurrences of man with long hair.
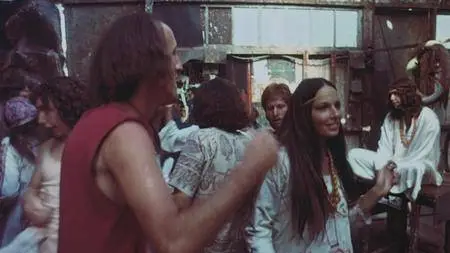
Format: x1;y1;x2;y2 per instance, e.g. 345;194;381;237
0;76;91;253
58;12;278;253
169;77;256;253
348;78;442;200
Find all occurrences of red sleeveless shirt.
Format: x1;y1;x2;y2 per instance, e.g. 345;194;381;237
58;103;158;253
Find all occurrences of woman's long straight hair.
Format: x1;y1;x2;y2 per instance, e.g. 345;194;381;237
277;78;358;240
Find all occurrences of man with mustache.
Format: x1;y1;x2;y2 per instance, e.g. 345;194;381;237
348;78;442;201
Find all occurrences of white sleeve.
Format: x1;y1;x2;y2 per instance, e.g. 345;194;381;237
159;120;199;152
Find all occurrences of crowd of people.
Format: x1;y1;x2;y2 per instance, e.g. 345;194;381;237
0;11;443;253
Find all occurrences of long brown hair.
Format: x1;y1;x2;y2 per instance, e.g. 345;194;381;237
89;12;173;106
190;77;250;132
277;78;358;240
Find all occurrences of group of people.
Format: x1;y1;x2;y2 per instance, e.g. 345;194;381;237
0;77;91;253
0;10;443;253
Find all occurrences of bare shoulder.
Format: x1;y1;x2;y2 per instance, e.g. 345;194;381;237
98;121;156;173
95;121;159;203
95;120;175;214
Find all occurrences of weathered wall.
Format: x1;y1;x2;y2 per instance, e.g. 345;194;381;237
59;0;445;148
63;1;144;83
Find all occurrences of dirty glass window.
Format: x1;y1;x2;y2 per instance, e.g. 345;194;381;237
232;7;259;46
259;8;310;47
436;14;450;49
231;6;360;48
251;58;302;103
309;10;335;47
335;10;359;47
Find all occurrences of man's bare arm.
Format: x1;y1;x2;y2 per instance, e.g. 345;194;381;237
102;122;277;253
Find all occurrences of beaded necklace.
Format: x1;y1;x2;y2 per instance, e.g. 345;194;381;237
327;151;341;211
399;117;418;148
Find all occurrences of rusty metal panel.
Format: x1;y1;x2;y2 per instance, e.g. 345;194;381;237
153;4;202;47
178;44;356;63
226;55;250;92
373;11;429;81
62;0;143;4
207;7;232;44
64;3;143;83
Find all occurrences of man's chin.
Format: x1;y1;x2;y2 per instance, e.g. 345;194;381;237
270;123;281;131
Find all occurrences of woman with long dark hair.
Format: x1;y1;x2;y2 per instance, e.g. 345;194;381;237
248;78;398;253
168;77;256;253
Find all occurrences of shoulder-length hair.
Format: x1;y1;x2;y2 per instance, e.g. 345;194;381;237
190;77;250;132
261;82;291;110
89;12;173;105
387;77;422;120
277;78;357;240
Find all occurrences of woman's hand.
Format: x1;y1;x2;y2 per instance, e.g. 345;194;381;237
373;161;399;197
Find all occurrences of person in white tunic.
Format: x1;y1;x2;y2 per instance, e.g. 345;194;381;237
348;78;442;200
247;78;398;253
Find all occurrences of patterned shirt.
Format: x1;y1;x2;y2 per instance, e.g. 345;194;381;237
168;127;253;253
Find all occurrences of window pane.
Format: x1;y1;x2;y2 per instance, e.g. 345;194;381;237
335;10;359;47
436;15;450;49
252;59;269;102
252;58;301;103
260;8;286;46
232;7;259;46
260;8;310;47
309;10;334;47
284;9;310;47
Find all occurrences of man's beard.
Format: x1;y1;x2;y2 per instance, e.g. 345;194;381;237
390;107;405;120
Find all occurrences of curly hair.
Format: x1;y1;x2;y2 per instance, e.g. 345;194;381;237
0;68;42;100
31;76;92;128
191;77;250;132
388;77;422;119
89;12;173;105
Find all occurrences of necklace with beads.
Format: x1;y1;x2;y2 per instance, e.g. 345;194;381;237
399;117;418;148
327;151;341;211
